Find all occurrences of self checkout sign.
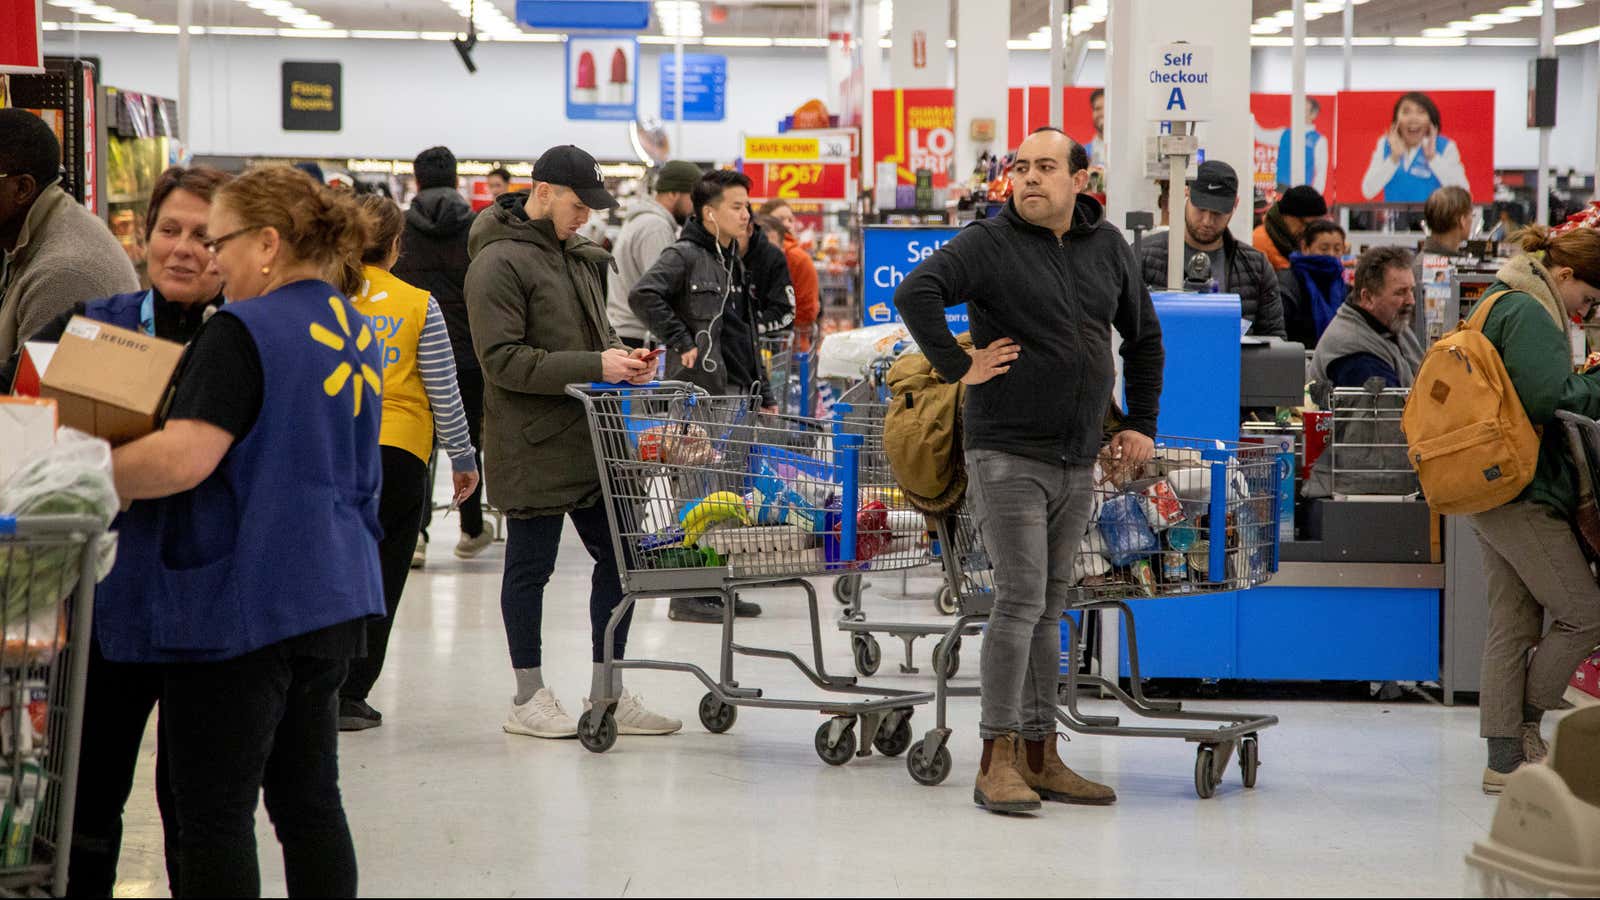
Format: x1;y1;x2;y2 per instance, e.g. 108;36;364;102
860;226;967;327
1146;43;1213;122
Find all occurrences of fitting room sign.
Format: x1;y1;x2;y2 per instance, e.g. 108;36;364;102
282;61;342;132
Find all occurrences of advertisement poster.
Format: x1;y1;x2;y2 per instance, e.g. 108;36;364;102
871;88;955;188
743;162;849;202
1333;90;1495;204
1250;92;1337;200
566;37;637;122
861;226;966;327
1;0;44;74
1005;86;1103;163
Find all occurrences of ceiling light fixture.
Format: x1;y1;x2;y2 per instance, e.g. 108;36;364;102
655;1;703;38
1499;4;1542;17
1555;24;1600;43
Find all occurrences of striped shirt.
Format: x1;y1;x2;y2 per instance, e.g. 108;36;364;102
419;297;477;473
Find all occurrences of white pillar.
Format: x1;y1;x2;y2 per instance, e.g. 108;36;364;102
1538;2;1555;227
890;0;949;87
861;0;884;192
1049;0;1065;128
954;0;1009;178
1290;0;1306;188
673;33;684;159
178;0;192;146
1341;0;1353;90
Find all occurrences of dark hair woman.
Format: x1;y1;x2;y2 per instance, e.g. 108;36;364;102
1360;91;1470;202
103;164;385;897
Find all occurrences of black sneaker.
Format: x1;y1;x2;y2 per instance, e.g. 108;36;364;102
733;596;763;618
339;698;383;731
668;597;725;623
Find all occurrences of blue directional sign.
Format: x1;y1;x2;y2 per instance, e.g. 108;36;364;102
660;54;726;122
861;226;968;327
516;1;650;30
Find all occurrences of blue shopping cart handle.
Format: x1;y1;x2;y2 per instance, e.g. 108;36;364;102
586;380;665;390
0;516;14;536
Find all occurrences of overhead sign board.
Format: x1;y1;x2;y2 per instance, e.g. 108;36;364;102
515;0;650;30
1146;43;1213;122
660;53;726;122
0;0;44;74
282;61;342;132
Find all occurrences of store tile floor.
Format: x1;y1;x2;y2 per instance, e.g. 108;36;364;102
110;524;1513;898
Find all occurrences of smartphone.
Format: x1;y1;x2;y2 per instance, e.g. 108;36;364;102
641;347;665;362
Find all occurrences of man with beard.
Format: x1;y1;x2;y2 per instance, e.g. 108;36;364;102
605;160;703;349
1138;159;1286;338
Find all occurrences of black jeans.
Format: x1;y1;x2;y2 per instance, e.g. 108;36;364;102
342;446;428;702
163;644;357;898
67;639;179;897
501;502;632;669
420;366;485;540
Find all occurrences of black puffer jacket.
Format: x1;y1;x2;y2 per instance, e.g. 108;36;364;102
395;186;478;372
895;195;1164;466
1137;228;1286;338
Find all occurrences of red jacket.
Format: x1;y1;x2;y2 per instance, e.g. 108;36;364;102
782;233;820;349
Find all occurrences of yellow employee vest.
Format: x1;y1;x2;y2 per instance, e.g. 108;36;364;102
352;266;434;463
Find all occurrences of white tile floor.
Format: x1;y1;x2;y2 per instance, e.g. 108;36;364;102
110;523;1511;897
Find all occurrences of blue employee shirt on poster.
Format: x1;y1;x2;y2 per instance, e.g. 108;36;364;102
660;54;726;122
862;226;968;327
565;38;638;122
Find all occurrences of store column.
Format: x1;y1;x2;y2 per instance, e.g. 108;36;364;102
889;0;950;88
954;0;1008;183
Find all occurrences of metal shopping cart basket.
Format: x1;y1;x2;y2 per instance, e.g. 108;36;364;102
905;437;1285;799
0;515;101;896
566;382;934;766
830;395;981;679
760;326;820;418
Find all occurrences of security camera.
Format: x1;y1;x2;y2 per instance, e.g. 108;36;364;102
453;30;478;74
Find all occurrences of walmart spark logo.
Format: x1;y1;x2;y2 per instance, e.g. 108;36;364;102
309;295;381;416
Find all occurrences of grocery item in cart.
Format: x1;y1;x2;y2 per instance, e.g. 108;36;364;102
1097;493;1159;566
636;423;718;466
679;492;752;544
1138;478;1185;529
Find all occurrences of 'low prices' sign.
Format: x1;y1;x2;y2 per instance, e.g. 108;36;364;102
282;61;342;132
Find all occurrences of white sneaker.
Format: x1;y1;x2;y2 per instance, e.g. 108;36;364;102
411;536;427;569
586;690;683;736
503;689;578;739
455;530;494;560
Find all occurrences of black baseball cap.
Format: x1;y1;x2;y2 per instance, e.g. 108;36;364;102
531;144;617;210
1189;160;1239;213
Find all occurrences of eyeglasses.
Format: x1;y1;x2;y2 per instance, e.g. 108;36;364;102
202;225;263;255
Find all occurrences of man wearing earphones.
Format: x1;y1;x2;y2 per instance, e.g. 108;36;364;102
628;169;772;623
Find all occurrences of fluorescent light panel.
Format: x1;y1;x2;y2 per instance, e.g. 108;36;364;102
655;1;702;38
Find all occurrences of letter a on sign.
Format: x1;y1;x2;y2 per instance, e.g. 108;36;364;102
1166;87;1187;111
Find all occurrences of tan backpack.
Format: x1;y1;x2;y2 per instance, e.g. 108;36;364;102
1401;290;1542;515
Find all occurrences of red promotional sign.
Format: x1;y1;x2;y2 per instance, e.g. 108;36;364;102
871;88;955;187
744;161;849;202
1250;93;1339;202
1006;86;1103;160
1;0;45;74
1333;90;1495;204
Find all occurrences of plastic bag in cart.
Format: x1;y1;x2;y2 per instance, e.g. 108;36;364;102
1097;492;1159;567
0;428;121;656
815;324;911;381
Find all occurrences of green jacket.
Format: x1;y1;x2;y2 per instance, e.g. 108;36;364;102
466;193;623;517
1479;255;1600;519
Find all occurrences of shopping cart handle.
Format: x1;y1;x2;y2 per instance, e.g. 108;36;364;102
0;516;13;536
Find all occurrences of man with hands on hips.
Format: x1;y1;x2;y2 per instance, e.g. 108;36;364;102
894;126;1164;815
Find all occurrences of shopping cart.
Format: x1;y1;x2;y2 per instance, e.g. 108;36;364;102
566;382;933;766
830;395;980;679
0;515;101;895
760;326;820;418
905;437;1285;799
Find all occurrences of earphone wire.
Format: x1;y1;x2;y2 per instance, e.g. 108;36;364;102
694;221;737;375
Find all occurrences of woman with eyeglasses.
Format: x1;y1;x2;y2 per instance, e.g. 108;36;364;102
101;165;384;898
1;163;232;897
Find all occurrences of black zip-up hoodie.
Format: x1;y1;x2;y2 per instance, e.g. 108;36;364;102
394;186;479;372
895;194;1165;466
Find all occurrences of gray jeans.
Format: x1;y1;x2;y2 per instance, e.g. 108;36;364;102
967;449;1096;741
1470;501;1600;739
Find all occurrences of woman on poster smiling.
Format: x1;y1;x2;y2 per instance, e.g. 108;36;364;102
1360;92;1471;203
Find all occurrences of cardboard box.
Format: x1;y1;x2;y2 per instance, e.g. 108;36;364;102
0;397;57;486
38;317;183;445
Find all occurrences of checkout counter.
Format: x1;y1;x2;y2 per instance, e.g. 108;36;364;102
1124;292;1481;699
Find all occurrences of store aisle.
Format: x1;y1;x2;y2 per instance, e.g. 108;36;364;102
109;525;1500;898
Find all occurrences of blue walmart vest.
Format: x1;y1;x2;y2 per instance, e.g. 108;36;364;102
1276;129;1321;190
82;291;147;332
1380;135;1451;203
97;279;386;663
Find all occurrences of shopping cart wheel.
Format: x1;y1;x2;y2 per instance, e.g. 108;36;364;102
872;711;915;757
906;739;953;786
932;637;961;680
851;634;882;677
1194;744;1219;799
935;584;959;616
833;574;861;606
578;708;618;754
1239;736;1260;789
697;692;738;734
814;718;858;766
